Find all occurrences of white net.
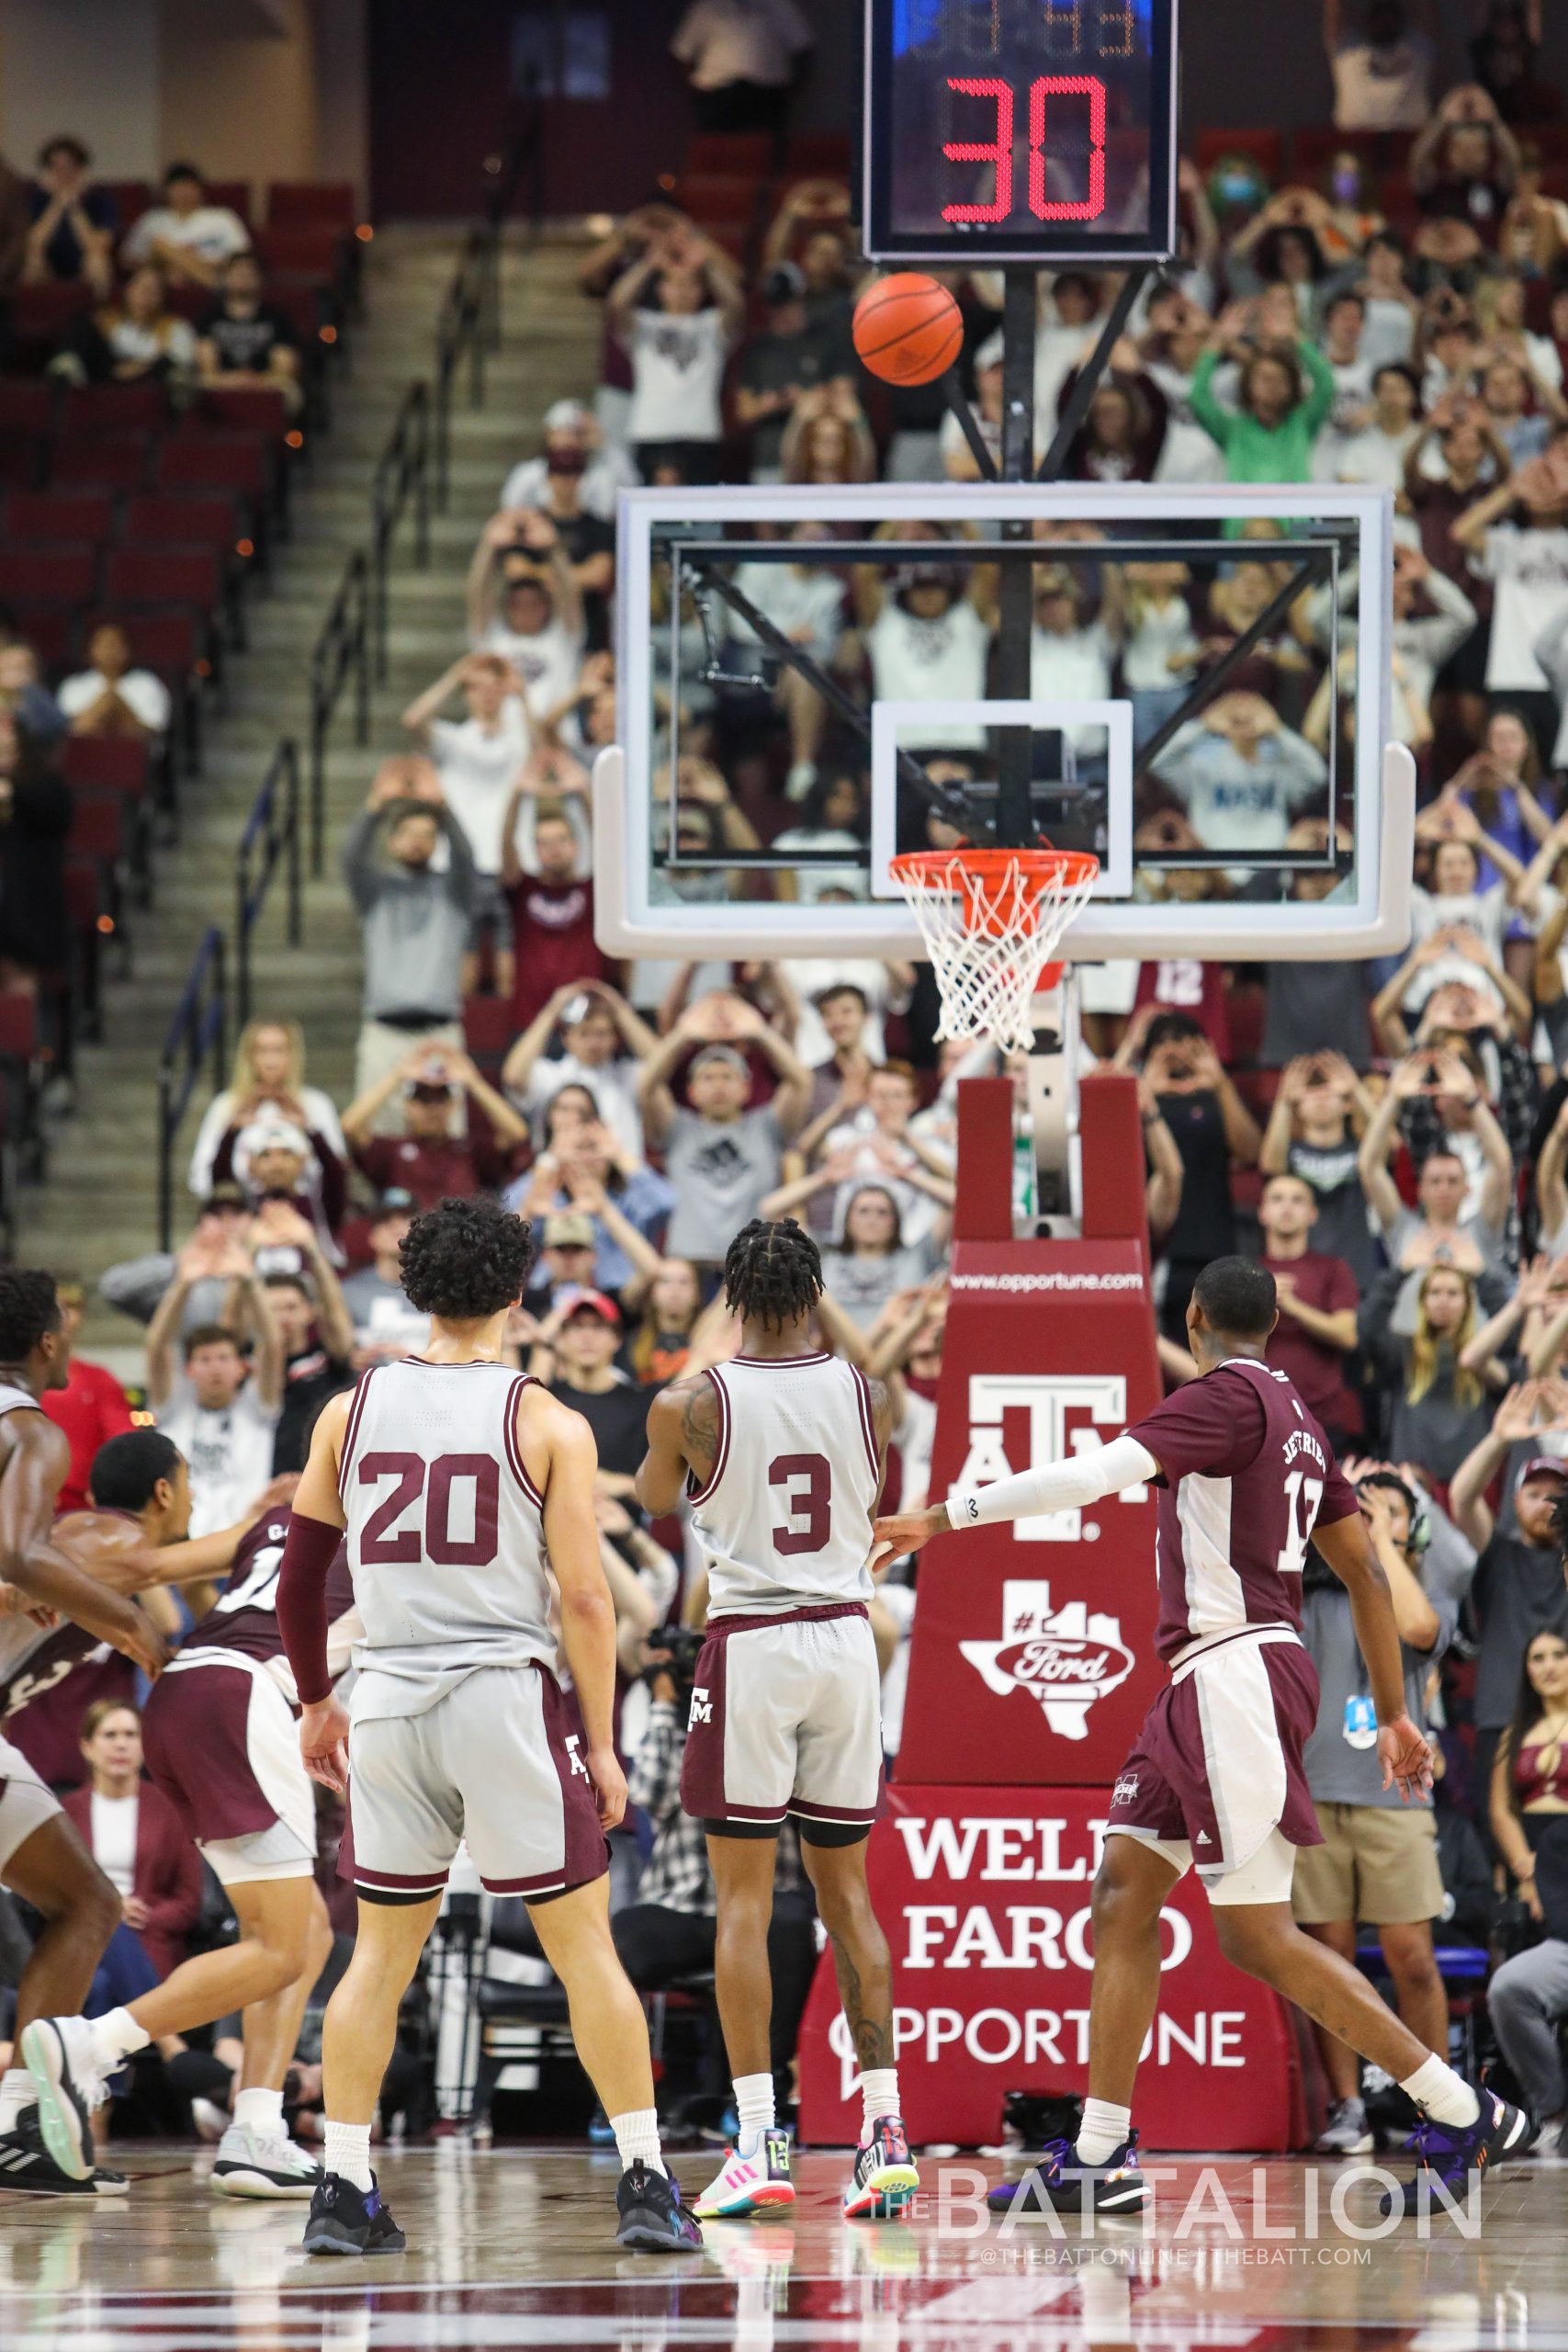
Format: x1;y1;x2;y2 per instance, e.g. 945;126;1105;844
890;851;1099;1053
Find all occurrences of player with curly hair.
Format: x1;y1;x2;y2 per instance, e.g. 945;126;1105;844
160;1199;700;2256
637;1219;919;2224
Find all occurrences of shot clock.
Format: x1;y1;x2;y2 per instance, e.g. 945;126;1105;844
863;0;1179;264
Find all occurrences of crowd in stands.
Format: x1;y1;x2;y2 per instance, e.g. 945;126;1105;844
14;0;1568;2155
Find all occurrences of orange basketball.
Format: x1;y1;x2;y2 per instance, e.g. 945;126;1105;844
852;273;964;387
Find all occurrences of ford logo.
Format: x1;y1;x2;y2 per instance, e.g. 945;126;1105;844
995;1635;1134;1690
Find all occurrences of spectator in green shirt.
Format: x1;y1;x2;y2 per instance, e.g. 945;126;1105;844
1190;302;1338;490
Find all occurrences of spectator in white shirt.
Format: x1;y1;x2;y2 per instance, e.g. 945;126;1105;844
121;161;250;288
503;979;655;1164
401;650;530;998
499;398;632;521
1324;0;1435;133
607;221;744;483
145;1238;282;1540
853;547;996;753
466;509;587;722
671;0;814;135
58;623;171;742
1322;359;1423;488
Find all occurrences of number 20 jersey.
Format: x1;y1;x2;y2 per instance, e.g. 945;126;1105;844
1123;1356;1359;1666
340;1358;556;1718
688;1351;882;1620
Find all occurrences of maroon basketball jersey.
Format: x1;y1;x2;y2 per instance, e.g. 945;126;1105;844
185;1510;355;1667
1127;1358;1359;1665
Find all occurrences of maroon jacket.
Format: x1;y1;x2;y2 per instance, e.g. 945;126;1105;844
62;1781;205;1981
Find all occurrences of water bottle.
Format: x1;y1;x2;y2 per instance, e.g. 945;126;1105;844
1012;1111;1036;1230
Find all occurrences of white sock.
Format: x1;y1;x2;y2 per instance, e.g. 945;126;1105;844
1400;2054;1480;2130
88;2007;150;2070
0;2068;34;2132
323;2120;373;2192
611;2107;666;2177
233;2086;286;2137
1075;2097;1133;2166
861;2067;900;2137
733;2071;774;2159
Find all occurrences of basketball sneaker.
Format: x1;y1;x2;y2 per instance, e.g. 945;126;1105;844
695;2128;795;2219
0;2109;126;2196
842;2116;919;2219
301;2171;406;2256
615;2160;704;2251
1379;2086;1534;2219
19;2015;105;2181
986;2131;1147;2217
1314;2098;1374;2156
211;2122;322;2199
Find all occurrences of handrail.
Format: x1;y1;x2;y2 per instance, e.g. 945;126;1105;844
432;100;543;508
307;548;369;876
235;738;303;1028
369;379;432;683
157;925;227;1252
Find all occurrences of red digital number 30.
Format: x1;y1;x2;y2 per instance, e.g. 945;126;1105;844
942;74;1107;226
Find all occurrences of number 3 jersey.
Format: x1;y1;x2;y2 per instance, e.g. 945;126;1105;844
1124;1356;1359;1665
689;1351;882;1619
340;1358;555;1718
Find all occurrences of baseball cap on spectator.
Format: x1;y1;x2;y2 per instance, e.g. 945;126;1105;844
691;1045;749;1078
762;261;807;308
241;1117;310;1159
543;398;592;432
377;1187;416;1216
406;1080;455;1102
563;1289;621;1328
1517;1457;1568;1488
203;1181;246;1213
544;1213;596;1250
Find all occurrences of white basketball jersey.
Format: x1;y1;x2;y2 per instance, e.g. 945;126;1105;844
690;1351;882;1618
0;1385;60;1693
340;1358;554;1719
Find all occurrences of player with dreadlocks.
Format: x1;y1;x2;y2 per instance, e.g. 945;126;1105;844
0;1270;166;2194
638;1218;919;2223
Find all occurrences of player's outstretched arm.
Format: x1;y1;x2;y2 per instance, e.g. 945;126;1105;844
872;1432;1161;1563
1314;1508;1433;1804
277;1391;352;1792
636;1373;718;1517
535;1393;626;1832
0;1415;166;1677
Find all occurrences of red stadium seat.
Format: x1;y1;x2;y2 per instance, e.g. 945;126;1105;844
8;284;95;370
163;283;210;327
0;548;98;606
688;134;773;178
69;788;128;865
6;608;75;670
59;737;150;799
0;384;56;434
48;437;151;492
0;991;40;1061
96;608;204;679
155;435;271;501
267;180;359;229
253;224;347;277
463;997;517;1074
122;493;244;554
102;548;221;613
100;180;152;231
0;435;44;492
186;388;290;437
784;131;852;176
4;492;115;546
266;280;327;343
205;180;254;230
59;383;169;437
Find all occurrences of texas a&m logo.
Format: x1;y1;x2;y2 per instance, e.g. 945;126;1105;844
961;1579;1134;1741
564;1735;591;1782
689;1686;714;1727
950;1374;1145;1544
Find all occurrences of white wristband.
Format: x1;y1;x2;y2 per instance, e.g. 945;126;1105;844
945;1434;1159;1530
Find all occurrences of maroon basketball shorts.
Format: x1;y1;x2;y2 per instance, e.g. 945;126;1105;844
141;1648;316;1886
0;1732;62;1875
346;1662;608;1904
680;1601;885;1844
1103;1626;1323;1902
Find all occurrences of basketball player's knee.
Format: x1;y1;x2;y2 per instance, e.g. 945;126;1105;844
1210;1906;1295;1979
1090;1852;1159;1946
76;1870;123;1947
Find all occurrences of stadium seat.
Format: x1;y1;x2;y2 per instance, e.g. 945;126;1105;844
0;435;44;492
688;133;773;178
205;179;254;230
4;492;115;546
267;180;359;229
59;384;170;437
784;130;852;176
7;284;95;369
0;548;98;607
186;388;291;437
1195;127;1284;180
102;548;222;616
254;224;348;278
103;608;204;678
6;608;76;670
49;437;152;492
0;384;56;435
154;434;273;511
59;737;150;799
122;493;246;558
99;180;152;230
463;997;517;1077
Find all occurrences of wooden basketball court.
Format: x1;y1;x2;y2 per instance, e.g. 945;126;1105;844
4;2144;1555;2348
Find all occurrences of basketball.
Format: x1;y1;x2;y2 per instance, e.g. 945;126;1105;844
852;272;964;386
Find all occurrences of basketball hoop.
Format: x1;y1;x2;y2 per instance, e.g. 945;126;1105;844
889;846;1099;1053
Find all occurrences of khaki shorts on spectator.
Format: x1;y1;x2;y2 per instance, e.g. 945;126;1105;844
1291;1802;1443;1926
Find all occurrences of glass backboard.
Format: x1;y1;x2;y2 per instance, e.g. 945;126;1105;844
594;481;1413;964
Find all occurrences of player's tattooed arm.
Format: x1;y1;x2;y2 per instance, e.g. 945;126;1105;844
636;1373;719;1517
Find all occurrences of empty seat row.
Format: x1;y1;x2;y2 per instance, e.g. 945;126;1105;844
93;179;362;234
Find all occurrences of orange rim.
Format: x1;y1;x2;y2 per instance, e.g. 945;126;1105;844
890;847;1100;941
